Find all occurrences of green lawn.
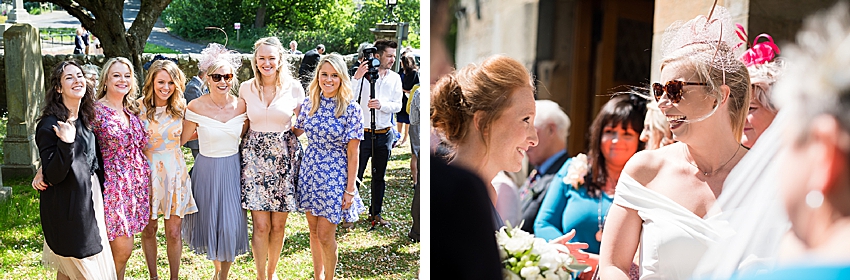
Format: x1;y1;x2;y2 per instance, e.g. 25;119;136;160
0;131;420;279
144;42;181;54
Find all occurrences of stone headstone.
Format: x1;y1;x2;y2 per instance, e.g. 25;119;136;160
3;23;42;179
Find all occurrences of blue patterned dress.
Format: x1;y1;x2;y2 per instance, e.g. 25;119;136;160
294;96;367;224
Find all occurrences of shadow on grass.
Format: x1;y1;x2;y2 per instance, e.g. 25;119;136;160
336;239;419;278
280;230;311;257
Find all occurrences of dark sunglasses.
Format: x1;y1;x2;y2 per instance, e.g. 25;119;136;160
208;73;234;82
652;81;708;103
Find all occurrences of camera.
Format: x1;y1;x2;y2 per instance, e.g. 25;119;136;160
362;46;381;81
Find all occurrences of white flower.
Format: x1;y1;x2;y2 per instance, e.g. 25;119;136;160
504;269;522;280
520;266;541;279
563;154;589;189
541;270;559;280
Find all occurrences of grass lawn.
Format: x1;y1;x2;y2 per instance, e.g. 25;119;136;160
144;42;181;54
0;125;420;279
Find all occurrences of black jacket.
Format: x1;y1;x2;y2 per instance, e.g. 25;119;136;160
519;152;571;233
298;49;321;80
36;115;103;258
431;156;502;280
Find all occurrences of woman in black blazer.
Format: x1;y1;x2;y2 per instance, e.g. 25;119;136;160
35;60;116;279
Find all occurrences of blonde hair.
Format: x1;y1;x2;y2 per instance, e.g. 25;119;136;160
203;60;240;96
141;60;188;122
307;53;352;118
251;37;295;103
748;60;785;113
96;57;142;115
661;43;750;142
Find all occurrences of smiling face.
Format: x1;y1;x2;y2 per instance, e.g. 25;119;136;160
658;62;718;141
379;48;397;70
486;87;539;172
601;123;640;167
207;65;234;95
317;62;341;97
255;44;280;78
105;62;133;96
153;70;175;106
742;98;777;148
60;65;87;102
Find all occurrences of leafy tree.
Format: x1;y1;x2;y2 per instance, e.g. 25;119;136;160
36;0;172;76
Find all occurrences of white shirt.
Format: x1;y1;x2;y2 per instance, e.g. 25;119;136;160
352;70;403;130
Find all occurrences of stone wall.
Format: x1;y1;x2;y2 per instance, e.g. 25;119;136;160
0;53;356;114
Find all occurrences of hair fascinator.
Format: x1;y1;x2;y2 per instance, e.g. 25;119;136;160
143;54;178;70
199;43;242;73
660;5;744;74
735;24;781;67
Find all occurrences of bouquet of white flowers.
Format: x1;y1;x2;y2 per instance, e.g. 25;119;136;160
497;223;588;280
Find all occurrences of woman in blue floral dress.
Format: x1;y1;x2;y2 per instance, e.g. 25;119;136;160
293;53;366;280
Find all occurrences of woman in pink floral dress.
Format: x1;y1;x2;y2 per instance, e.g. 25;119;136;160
92;57;151;279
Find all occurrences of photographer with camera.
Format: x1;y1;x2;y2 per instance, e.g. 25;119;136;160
351;39;403;227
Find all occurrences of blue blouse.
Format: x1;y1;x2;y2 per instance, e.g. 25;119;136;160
533;158;613;254
731;264;850;280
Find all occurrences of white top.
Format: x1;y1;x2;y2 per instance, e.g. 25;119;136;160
492;172;521;227
352;70;403;130
185;110;247;158
240;80;305;132
614;174;733;280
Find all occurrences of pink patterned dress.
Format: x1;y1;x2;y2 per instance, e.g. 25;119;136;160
92;102;151;240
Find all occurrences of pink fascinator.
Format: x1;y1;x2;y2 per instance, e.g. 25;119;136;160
198;43;243;73
735;24;781;67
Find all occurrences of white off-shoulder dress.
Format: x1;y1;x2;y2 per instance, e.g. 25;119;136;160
613;174;733;280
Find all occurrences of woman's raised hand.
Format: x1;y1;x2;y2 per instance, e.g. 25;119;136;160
53;120;76;143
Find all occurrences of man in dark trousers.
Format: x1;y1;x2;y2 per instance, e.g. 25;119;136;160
183;68;206;160
519;100;571;233
298;44;325;89
351;39;402;226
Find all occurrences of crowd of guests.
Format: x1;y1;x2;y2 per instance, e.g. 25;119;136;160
32;36;418;280
432;0;850;279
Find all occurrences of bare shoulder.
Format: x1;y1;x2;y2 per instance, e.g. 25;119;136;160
622;144;678;187
187;96;205;112
235;96;247;113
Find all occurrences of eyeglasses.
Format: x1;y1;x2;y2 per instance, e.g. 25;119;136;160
208;73;234;82
652;80;708;103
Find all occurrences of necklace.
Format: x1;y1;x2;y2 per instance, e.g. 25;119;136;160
685;144;742;176
210;94;229;110
596;191;611;242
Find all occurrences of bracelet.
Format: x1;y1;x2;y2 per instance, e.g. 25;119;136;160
344;188;356;196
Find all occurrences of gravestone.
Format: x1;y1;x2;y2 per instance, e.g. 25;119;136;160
3;23;42;178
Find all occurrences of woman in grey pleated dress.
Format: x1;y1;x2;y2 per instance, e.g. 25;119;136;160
180;44;250;280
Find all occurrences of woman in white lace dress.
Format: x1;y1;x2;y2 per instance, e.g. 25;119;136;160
598;6;751;280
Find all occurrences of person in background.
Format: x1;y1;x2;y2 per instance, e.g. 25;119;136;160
352;39;403;227
741;57;784;148
35;60;117;280
535;94;646;279
518;99;571;233
298;44;325;90
183;67;206;160
407;86;421;242
293;53;366;280
348;43;374;77
238;37;304;280
73;27;87;55
395;54;418;148
289;40;302;55
81;64;100;88
139;59;198;280
639;100;675;150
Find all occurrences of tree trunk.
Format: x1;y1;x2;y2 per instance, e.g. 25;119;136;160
42;0;172;81
255;0;267;28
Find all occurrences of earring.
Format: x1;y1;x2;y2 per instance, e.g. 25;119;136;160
805;190;824;208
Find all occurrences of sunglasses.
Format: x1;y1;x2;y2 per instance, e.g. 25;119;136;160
652;81;708;103
208;73;234;82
